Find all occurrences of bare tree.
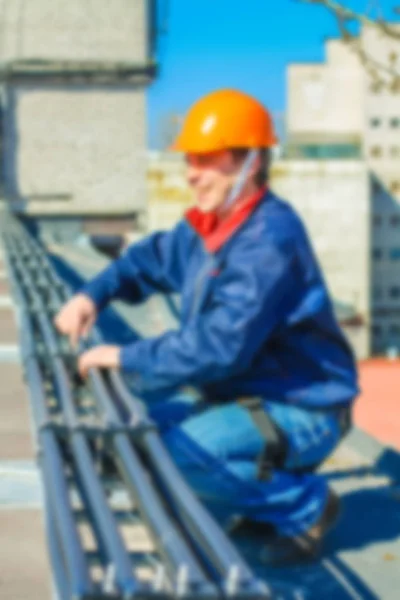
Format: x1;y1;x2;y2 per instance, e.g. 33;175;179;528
295;0;400;89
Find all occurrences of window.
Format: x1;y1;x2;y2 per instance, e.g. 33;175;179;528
372;179;381;195
370;117;381;128
390;214;400;226
373;215;382;226
390;146;400;158
390;248;400;260
370;145;382;158
373;325;382;336
373;248;383;260
390;324;400;336
375;308;400;317
390;286;400;299
285;143;361;160
373;286;382;300
390;117;400;128
374;308;390;317
390;182;400;195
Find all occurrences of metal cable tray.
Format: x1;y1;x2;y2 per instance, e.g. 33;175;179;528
1;216;272;600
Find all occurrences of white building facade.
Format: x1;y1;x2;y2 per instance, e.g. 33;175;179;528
287;25;400;356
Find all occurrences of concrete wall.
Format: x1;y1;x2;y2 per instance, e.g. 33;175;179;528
326;38;360;68
287;40;364;143
272;160;370;322
342;324;369;361
2;0;150;221
0;0;147;62
6;86;147;216
147;151;192;230
272;160;371;359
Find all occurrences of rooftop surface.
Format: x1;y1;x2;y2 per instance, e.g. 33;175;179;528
356;359;400;451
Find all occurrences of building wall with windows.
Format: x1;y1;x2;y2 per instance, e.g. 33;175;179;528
288;26;400;356
370;176;400;353
364;25;400;195
363;25;400;353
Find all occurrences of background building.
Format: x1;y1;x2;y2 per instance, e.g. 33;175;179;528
287;39;364;160
272;159;370;359
1;0;156;239
287;25;400;357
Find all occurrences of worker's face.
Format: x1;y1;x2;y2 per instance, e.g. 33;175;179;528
185;150;243;213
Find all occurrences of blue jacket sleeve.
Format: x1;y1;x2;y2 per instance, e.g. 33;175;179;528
80;220;193;310
119;238;297;392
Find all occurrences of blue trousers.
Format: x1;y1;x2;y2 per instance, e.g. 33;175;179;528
148;395;344;537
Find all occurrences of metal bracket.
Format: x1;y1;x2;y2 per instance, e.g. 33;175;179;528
38;418;156;440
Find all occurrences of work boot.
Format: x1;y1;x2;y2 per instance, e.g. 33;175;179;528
227;515;276;538
260;488;341;566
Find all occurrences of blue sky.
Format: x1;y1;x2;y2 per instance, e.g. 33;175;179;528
147;0;398;148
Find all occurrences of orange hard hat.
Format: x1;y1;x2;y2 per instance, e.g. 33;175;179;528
171;88;277;154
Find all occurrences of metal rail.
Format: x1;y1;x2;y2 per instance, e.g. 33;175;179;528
7;233;142;598
7;226;217;598
13;281;94;599
1;215;271;600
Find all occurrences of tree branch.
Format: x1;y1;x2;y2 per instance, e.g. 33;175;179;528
294;0;400;88
296;0;400;39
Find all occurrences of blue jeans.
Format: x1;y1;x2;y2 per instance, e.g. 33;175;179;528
148;394;345;537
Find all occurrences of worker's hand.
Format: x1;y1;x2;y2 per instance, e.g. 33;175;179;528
78;345;121;379
54;293;97;348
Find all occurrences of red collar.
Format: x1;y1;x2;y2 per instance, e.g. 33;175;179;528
185;187;267;253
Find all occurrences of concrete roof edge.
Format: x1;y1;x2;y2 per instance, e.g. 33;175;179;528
345;427;400;480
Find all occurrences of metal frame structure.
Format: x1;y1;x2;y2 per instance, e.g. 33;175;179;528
1;215;271;600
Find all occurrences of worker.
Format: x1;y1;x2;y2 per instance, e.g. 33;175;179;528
55;89;359;565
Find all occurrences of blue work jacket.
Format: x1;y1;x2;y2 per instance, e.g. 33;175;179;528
82;190;359;408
